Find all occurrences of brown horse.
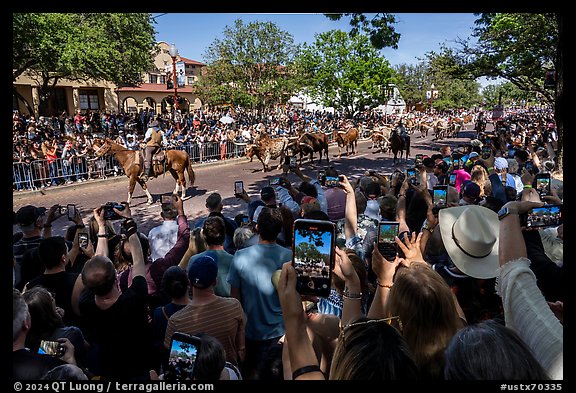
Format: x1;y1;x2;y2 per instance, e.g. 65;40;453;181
92;138;195;205
390;129;410;165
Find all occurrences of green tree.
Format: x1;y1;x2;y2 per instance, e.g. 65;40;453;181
295;242;323;264
296;30;397;117
394;62;429;110
324;13;401;50
447;13;563;172
13;13;157;115
195;19;302;111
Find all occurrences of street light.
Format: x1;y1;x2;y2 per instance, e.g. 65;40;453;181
168;43;179;116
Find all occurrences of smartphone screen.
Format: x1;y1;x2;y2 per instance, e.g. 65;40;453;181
324;175;340;188
292;219;335;298
67;204;76;221
433;186;448;208
59;205;68;216
241;216;250;226
234;181;244;196
164;333;201;381
269;177;280;186
415;154;423;167
78;233;89;248
377;221;399;260
482;146;491;159
535;174;551;197
521;204;563;229
449;173;457;186
452;159;460;170
406;168;418;186
38;340;63;357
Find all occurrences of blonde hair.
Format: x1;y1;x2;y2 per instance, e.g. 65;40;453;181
470;165;489;197
387;263;463;379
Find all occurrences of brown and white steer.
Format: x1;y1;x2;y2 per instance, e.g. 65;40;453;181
245;134;290;172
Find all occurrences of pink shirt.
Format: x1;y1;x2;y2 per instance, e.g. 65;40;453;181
454;169;471;193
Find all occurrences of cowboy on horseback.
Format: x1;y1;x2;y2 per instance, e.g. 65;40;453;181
394;120;410;149
142;119;166;182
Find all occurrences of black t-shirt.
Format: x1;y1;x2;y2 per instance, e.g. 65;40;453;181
26;271;81;327
79;275;153;380
13;348;66;380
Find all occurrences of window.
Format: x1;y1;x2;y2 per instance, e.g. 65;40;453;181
150;74;158;84
187;77;195;85
79;90;100;110
160;75;166;85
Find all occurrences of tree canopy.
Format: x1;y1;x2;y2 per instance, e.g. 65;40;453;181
296;30;397;116
195;19;302;110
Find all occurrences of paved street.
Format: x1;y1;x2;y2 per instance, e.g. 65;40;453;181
13;124;479;237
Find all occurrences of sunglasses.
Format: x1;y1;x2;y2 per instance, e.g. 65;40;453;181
339;316;402;345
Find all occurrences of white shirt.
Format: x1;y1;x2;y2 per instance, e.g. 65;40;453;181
148;220;179;261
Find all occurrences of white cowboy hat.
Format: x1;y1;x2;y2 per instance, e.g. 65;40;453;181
438;205;499;279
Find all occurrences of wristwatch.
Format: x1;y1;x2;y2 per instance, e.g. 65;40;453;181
497;206;519;220
422;221;435;233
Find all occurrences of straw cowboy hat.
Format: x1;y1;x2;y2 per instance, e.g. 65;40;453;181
438;205;499;279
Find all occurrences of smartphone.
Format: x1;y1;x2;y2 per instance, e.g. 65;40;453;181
101;202;125;220
323;175;340;188
524;160;538;175
377;221;400;260
292;219;335;298
406;168;419;186
164;332;202;381
415;154;423;168
67;204;76;221
433;185;448;209
269;177;280;186
520;204;563;229
482;146;491;159
38;340;64;357
78;233;89;248
289;156;297;169
241;216;250;226
234;180;244;196
449;173;457;187
452;159;460;170
534;173;551;197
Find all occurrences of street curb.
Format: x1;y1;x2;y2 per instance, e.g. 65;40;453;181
13;156;248;201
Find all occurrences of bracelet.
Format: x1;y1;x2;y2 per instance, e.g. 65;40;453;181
487;167;494;172
523;184;533;189
97;234;108;238
292;365;323;380
342;287;362;298
376;279;393;289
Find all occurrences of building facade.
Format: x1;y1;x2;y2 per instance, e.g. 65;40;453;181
12;41;206;117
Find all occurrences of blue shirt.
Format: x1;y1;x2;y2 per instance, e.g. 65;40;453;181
227;243;292;340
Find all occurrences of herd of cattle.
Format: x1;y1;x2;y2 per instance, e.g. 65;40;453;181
241;116;468;172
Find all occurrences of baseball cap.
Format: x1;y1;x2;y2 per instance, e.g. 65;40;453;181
188;252;218;289
462;181;481;200
468;152;479;159
494;157;509;171
15;205;47;226
260;186;275;201
301;196;321;215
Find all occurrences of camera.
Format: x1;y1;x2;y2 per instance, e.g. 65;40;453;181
101;202;125;220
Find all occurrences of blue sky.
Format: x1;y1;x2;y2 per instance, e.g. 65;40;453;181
152;13;497;87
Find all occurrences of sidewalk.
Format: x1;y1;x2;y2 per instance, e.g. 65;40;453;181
13;155;247;202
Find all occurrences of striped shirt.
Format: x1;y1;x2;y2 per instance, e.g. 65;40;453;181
164;297;245;366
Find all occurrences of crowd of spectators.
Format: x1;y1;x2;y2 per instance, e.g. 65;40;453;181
13;103;562;382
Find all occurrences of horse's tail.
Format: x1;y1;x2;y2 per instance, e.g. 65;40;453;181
185;153;196;186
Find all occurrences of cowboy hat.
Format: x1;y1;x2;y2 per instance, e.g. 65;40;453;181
438;205;499;279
